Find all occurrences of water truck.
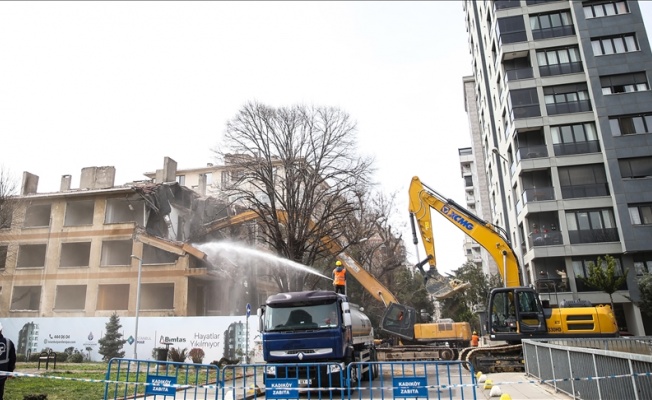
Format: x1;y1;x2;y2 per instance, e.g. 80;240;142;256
257;290;377;389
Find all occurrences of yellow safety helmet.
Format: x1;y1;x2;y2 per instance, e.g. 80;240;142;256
473;331;477;335
336;260;342;266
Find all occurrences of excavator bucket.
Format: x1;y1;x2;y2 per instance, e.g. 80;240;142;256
425;270;471;300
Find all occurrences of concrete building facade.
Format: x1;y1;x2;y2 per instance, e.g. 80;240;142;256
463;0;652;334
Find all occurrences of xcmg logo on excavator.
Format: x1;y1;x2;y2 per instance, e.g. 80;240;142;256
441;205;474;231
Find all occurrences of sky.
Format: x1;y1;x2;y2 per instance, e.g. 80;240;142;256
2;1;652;276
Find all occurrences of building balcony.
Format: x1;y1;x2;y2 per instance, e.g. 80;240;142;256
522;186;555;203
553;140;601;156
516;144;548;161
546;100;592;115
568;228;619;244
505;67;534;82
528;230;563;247
560;183;610;199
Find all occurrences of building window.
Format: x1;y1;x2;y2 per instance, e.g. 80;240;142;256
633;253;652;275
97;284;129;310
142;244;178;265
64;200;95;226
619;156;652;179
494;0;520;11
558;164;609;199
629;203;652;225
537;47;583;76
544;83;591;115
60;242;91;268
177;175;185;186
551;122;600;155
530;11;574;40
54;285;87;310
565;208;618;244
508;88;541;119
583;1;629;19
105;198;144;224
0;206;12;229
591;34;639;55
0;245;7;269
16;244;47;268
610;113;652;136
100;240;132;266
496;15;527;44
23;204;51;228
572;256;626;291
601;72;649;95
140;283;174;310
10;286;41;311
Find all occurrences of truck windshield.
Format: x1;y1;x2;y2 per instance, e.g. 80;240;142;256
264;303;340;331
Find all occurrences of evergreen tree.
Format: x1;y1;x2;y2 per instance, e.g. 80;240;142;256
585;254;628;312
633;273;652;317
98;313;127;361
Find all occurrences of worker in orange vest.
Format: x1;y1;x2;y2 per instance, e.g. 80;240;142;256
332;260;346;294
471;331;480;347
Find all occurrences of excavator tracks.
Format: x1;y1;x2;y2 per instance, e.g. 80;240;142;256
376;345;460;362
458;344;524;373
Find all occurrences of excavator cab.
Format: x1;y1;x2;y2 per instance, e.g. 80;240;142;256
379;303;417;341
487;287;547;343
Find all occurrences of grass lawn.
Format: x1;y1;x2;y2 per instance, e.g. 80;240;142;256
6;361;221;400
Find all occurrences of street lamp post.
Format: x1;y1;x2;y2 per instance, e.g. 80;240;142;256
130;254;143;360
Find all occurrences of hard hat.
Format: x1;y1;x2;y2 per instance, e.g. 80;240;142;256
473;331;477;335
336;260;342;266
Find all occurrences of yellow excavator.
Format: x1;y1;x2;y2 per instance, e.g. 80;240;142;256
201;208;472;360
380;176;619;372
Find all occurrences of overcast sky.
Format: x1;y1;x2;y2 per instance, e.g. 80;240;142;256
2;2;652;276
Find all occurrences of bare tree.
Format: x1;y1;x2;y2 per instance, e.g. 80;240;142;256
0;167;18;229
213;101;374;292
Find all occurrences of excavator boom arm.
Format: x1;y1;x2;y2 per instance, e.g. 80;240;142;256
409;176;521;288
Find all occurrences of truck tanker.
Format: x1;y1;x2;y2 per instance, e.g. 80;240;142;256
258;290;377;389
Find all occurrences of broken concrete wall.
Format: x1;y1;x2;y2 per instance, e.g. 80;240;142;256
80;166;116;190
21;172;39;195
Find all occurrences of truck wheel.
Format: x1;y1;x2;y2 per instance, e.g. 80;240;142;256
440;349;454;360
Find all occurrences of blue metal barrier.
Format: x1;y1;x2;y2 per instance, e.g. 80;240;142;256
220;360;476;400
103;358;220;399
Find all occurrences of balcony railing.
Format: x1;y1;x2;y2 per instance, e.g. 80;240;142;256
511;104;542;119
568;228;619;244
523;186;555;203
561;183;610;199
539;62;583;77
553;140;601;156
516;144;548;161
528;230;563;247
546;100;592;115
505;67;534;82
532;25;575;40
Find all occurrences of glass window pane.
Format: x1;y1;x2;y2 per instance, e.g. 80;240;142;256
592;40;603;55
558;50;569;64
603;39;615;54
560;12;571;25
569;48;580;62
602;210;615;228
530;17;540;30
550;14;561;27
583;6;593;19
629;207;642;225
633;117;645;133
613;37;625;53
642;206;652;224
610;119;621;136
551;126;561;143
604;4;615;16
644;116;652;132
616;2;628;14
574;125;587;141
589;211;603;229
540;16;551;29
561;125;574;142
567;92;578;102
545;94;555;104
572;260;585;277
548;51;559;65
566;213;578;230
585;123;597;140
625;35;637;51
537;52;548;66
578;212;590;230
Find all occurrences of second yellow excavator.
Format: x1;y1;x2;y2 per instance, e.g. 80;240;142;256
379;176;619;372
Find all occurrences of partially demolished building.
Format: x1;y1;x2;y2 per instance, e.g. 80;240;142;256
0;157;262;319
